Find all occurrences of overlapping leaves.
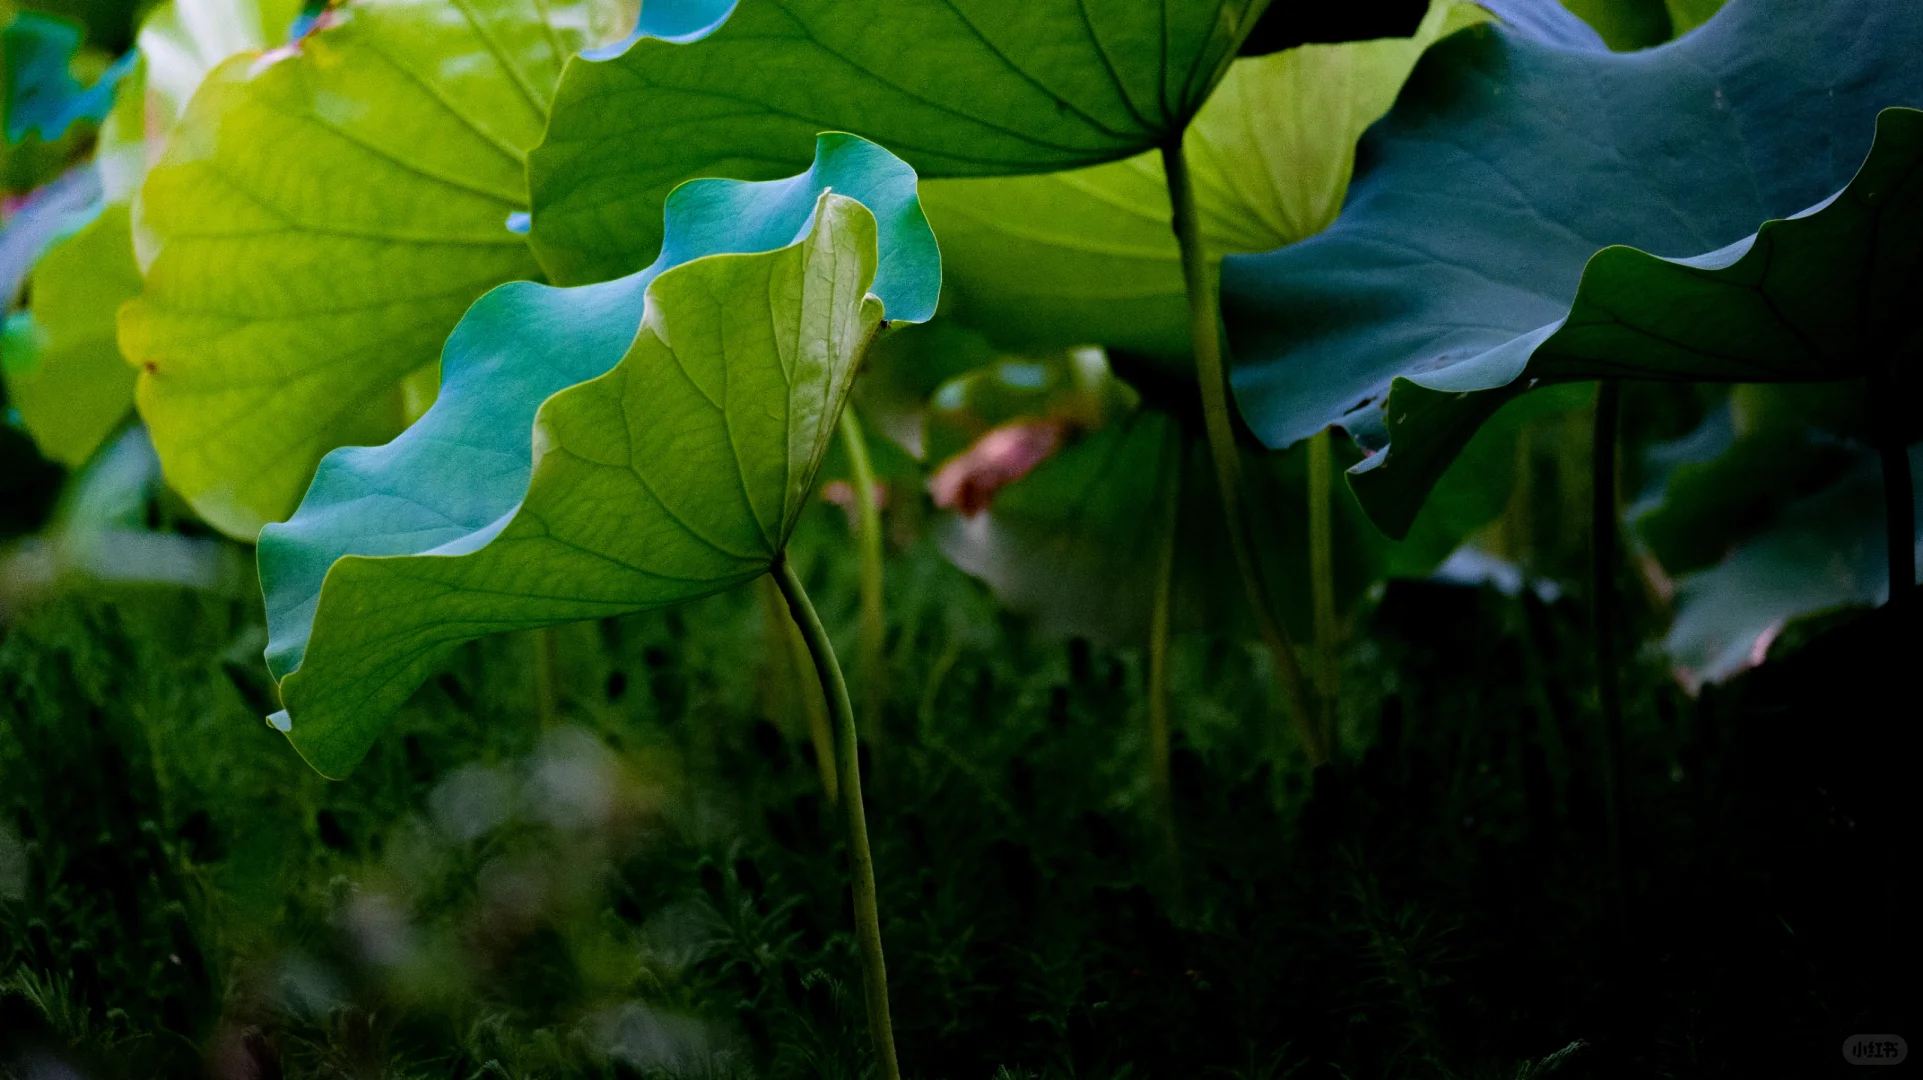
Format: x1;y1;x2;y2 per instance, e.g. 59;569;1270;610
0;0;301;470
531;0;1288;284
920;0;1487;358
119;0;629;538
883;1;1602;635
1627;384;1916;685
1224;0;1923;536
259;134;939;777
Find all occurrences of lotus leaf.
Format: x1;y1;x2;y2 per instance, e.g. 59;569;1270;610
2;203;140;466
119;0;631;539
1225;0;1923;537
528;0;1286;284
257;133;939;777
919;0;1488;359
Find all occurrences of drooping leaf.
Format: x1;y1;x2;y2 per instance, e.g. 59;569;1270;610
921;0;1487;359
1348;107;1923;536
257;133;939;777
1225;0;1923;538
1663;445;1921;689
2;10;132;143
119;0;627;539
1630;384;1870;577
1;202;140;466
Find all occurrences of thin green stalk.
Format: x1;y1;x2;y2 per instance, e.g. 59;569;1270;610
761;573;839;803
1591;379;1625;929
1161;136;1325;767
1307;428;1341;754
839;407;889;743
1148;461;1182;890
1870;370;1914;605
773;553;899;1080
534;626;561;728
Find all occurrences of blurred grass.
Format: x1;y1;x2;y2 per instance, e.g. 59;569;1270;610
2;502;1910;1079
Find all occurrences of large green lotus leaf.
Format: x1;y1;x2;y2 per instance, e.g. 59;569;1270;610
526;0;1281;284
918;0;1487;358
528;0;1603;286
257;133;939;777
118;0;625;540
1224;0;1923;538
1;202;140;466
1;0;298;467
1663;444;1921;688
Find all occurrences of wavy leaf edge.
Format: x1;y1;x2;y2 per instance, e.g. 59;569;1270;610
258;132;938;776
1327;105;1923;538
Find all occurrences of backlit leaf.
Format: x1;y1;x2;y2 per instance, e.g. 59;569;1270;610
1;203;140;465
527;0;1279;284
920;0;1486;357
257;134;939;777
120;0;625;539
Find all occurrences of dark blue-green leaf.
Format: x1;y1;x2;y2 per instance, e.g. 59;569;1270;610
3;12;132;143
1224;0;1923;537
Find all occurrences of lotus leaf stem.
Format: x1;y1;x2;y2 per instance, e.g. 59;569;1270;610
1161;136;1325;766
761;572;839;803
774;552;899;1080
534;626;561;728
1148;458;1182;892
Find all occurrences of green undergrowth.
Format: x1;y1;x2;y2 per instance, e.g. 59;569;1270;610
0;506;1909;1079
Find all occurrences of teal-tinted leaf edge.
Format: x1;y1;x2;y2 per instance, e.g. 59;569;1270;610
1341;106;1923;536
258;132;938;762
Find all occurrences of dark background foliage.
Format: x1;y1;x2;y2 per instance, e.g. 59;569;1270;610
2;0;1914;1076
1;499;1911;1078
